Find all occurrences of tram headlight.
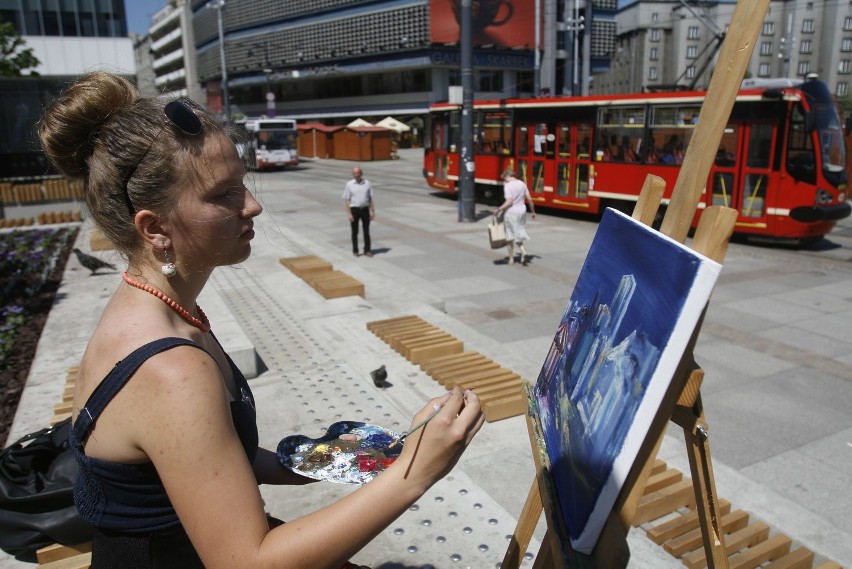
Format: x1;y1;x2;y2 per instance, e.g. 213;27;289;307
815;188;833;204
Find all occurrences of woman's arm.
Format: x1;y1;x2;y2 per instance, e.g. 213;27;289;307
525;187;537;218
137;349;484;569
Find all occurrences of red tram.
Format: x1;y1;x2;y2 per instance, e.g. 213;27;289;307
422;77;850;244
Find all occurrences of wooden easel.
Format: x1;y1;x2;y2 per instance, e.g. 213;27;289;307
501;1;770;567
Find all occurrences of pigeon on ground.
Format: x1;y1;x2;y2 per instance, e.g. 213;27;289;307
73;248;116;275
370;365;387;387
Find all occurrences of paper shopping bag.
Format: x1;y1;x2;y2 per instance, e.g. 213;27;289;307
488;218;507;249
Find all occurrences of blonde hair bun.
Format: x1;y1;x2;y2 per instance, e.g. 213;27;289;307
39;71;138;178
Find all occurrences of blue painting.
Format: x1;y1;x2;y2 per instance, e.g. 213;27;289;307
533;208;721;554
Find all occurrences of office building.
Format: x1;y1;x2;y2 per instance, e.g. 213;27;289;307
0;0;133;178
595;0;852;99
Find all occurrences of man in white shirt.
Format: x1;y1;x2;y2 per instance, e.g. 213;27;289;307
342;166;375;257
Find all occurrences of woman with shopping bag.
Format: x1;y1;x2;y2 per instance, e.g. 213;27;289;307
493;168;536;265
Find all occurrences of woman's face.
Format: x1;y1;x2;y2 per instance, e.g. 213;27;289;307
169;133;262;271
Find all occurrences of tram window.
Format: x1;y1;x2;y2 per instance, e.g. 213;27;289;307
534;123;547;156
597;107;644;162
531;161;545;193
715;127;737;167
712;172;734;207
787;104;816;182
741;174;768;218
648;105;700;165
518;126;530;155
577;124;592;159
558;125;571;158
747;124;773;168
477;111;511;154
557;163;569;196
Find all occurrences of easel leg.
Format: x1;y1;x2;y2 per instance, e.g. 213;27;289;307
501;478;544;569
674;391;729;569
533;529;557;568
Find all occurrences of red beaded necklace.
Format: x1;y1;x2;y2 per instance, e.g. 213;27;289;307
122;272;211;333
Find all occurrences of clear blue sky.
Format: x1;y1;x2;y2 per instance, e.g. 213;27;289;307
125;0;166;36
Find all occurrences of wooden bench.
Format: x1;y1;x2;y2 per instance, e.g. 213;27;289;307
367;316;527;422
279;255;364;299
636;460;844;569
37;367;92;569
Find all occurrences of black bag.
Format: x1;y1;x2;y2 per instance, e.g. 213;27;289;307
0;418;93;561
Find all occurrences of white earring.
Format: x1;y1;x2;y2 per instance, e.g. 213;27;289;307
161;249;177;277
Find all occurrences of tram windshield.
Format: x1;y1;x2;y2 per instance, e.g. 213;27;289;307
802;79;847;185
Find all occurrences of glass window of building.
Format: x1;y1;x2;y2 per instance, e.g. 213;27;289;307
650;28;660;41
802;19;814;33
759;62;771;77
798;61;810;75
687;45;697;59
762;21;774;35
650;47;658;60
845;16;852;31
687;26;699;40
478;70;502;92
837;82;849;97
839;60;852;74
760;41;772;56
843;38;852;51
648;66;658;80
799;39;812;53
685;65;696;79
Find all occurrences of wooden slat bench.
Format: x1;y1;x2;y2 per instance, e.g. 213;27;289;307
37;367;92;568
367;316;527;422
636;460;843;569
279;255;364;299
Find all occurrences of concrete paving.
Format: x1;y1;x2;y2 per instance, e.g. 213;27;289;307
3;148;851;568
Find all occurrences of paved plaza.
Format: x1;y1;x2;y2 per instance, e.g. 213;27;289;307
3;148;851;568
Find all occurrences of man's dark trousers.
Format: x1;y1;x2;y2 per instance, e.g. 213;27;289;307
350;206;371;254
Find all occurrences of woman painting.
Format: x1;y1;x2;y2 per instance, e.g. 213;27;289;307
38;71;484;569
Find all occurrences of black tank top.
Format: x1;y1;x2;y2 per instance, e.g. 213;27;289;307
70;337;258;537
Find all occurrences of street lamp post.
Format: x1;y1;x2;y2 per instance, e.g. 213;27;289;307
208;0;229;118
252;41;275;117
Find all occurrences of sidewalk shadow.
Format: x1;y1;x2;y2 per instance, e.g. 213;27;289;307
366;247;391;256
492;254;540;266
520;254;539;266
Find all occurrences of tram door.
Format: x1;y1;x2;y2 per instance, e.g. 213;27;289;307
554;122;593;205
432;119;451;188
710;122;774;226
516;123;548;196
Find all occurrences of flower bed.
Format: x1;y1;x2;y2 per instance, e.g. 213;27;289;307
0;226;78;446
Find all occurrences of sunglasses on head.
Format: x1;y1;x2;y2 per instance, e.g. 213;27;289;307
120;99;204;217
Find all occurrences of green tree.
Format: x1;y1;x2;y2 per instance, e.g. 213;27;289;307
0;16;40;77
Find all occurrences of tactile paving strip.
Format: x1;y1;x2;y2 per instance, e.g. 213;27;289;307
253;361;539;568
210;267;331;371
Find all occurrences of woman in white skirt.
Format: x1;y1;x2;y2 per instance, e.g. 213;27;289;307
493;168;536;265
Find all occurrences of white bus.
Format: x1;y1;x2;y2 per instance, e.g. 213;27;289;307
235;118;299;170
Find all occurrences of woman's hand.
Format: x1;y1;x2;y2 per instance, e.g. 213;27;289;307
391;387;485;491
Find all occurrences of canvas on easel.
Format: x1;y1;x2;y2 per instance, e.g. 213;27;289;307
532;208;721;554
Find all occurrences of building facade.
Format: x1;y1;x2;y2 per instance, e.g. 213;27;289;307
595;0;852;99
0;0;133;178
181;0;615;124
148;0;203;101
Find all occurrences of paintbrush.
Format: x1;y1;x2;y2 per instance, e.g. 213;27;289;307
387;405;442;449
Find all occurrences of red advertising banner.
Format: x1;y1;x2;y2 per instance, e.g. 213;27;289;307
430;0;536;49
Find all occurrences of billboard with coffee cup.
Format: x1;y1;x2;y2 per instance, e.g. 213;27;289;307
430;0;535;49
